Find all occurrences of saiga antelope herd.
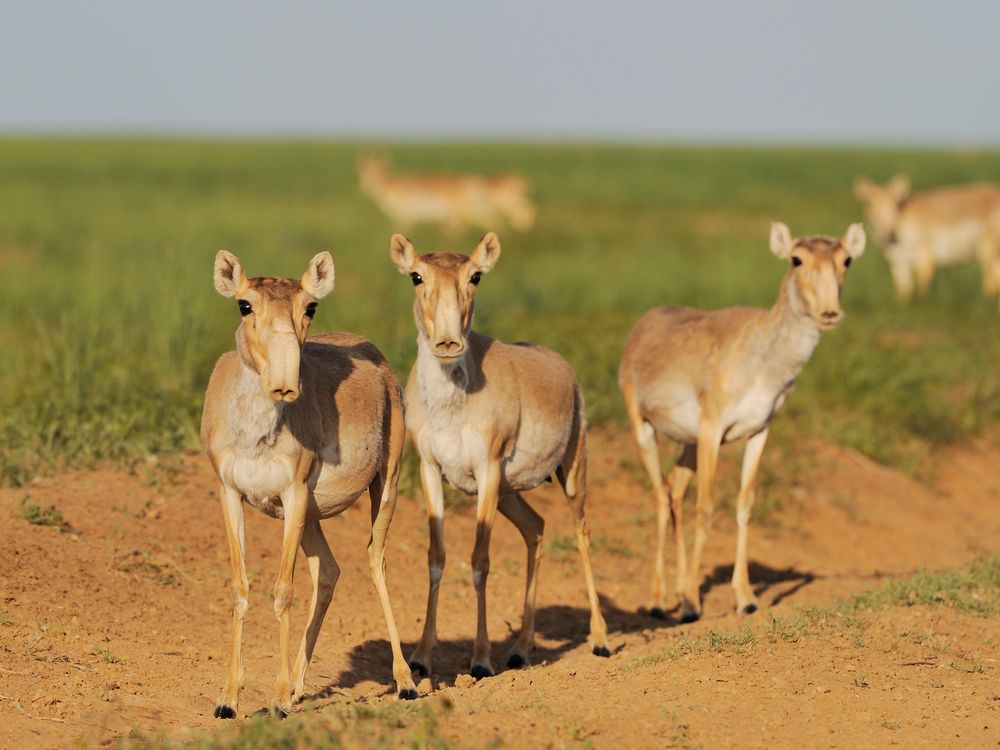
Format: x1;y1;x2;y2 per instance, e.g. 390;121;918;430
200;173;991;717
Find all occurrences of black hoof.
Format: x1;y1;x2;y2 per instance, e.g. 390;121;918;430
679;611;701;624
506;653;526;669
649;607;668;620
213;704;237;719
592;645;611;658
470;664;495;681
408;659;429;678
252;706;288;720
398;688;418;701
742;603;758;615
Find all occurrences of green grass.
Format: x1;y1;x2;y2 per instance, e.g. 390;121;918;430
1;139;999;485
15;495;70;531
624;557;1000;670
115;700;458;750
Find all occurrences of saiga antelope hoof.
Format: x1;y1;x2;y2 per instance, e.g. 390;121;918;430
506;653;527;669
741;602;759;615
213;704;237;720
408;659;430;678
649;607;669;620
470;664;495;680
679;611;701;624
592;645;611;658
398;688;419;701
252;706;288;720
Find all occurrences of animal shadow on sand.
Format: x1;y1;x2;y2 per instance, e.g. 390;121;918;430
701;561;818;609
301;587;773;701
300;564;818;701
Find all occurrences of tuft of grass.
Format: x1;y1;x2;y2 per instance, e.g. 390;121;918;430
544;533;579;560
705;624;755;652
93;646;121;664
114;699;456;750
850;558;1000;616
626;558;1000;671
16;495;70;532
544;532;637;561
0;611;9;625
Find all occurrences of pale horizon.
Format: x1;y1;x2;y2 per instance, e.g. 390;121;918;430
3;1;999;145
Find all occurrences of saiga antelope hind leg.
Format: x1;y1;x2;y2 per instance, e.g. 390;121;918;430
668;446;696;622
498;492;545;668
681;420;723;621
290;519;340;703
557;418;610;657
622;379;676;619
368;470;417;700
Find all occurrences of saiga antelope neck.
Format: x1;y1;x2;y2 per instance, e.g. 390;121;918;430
414;334;471;415
227;359;285;450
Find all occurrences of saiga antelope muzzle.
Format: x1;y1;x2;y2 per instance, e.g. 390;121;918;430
391;232;610;680
201;250;417;718
619;222;865;622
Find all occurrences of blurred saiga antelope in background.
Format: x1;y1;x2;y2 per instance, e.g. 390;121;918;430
201;251;417;718
619;222;865;622
853;175;1000;305
390;232;609;680
358;156;536;233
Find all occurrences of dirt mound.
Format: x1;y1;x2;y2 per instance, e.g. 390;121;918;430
2;429;999;748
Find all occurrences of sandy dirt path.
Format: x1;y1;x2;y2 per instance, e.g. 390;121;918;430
2;428;999;748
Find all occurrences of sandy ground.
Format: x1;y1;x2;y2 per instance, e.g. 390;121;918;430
2;428;999;749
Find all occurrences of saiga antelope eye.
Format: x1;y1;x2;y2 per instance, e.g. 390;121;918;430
844;257;852;268
305;302;317;318
238;299;253;316
791;256;803;267
410;272;423;286
470;271;482;286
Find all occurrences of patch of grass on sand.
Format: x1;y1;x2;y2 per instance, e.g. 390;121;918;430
16;495;70;532
114;699;457;750
624;558;1000;669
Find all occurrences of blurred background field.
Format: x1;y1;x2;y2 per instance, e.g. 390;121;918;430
1;138;999;486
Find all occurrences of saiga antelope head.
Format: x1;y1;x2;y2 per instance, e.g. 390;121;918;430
389;232;501;360
770;222;866;331
213;250;335;402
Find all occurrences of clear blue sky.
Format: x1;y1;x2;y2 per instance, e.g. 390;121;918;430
3;0;998;143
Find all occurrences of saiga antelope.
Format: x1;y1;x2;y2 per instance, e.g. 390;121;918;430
853;175;1000;305
201;250;417;718
358;156;536;233
390;232;610;679
619;222;865;622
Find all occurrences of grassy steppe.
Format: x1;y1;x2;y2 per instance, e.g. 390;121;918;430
1;140;998;484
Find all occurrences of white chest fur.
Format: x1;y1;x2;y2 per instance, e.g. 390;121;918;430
722;377;793;442
224;452;296;503
414;344;487;495
219;364;297;503
721;313;819;442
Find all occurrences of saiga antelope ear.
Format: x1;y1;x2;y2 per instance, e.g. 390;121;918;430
214;250;248;298
852;176;875;201
302;251;335;298
769;222;794;260
470;232;502;272
887;174;911;202
842;223;866;259
389;234;417;273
